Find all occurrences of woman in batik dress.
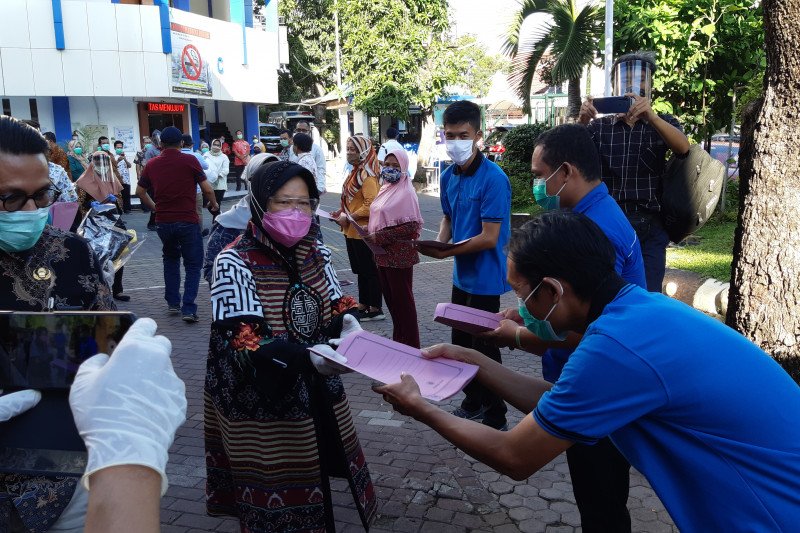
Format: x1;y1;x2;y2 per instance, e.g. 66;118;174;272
205;161;376;532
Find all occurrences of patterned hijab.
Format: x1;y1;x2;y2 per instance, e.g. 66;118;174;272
341;135;379;208
75;150;122;202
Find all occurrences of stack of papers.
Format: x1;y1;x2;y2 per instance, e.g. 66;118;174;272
434;303;502;335
310;331;478;401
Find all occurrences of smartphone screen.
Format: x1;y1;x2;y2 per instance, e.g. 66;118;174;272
0;312;136;391
592;96;633;114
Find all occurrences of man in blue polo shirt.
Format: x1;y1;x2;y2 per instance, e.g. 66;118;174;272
376;211;800;531
483;123;645;531
418;100;512;430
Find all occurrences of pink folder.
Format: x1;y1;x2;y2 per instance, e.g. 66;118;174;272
49;202;79;231
434;303;502;335
316;207;335;220
311;331;478;401
345;212;387;255
413;238;471;251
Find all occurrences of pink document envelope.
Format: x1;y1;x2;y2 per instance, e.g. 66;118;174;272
316;208;335;219
345;212;387;255
434;303;502;335
316;331;478;401
413;238;471;251
49;202;79;231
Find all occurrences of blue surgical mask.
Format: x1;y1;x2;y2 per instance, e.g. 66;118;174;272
0;207;49;253
380;167;403;184
101;143;111;151
532;163;566;210
518;279;568;341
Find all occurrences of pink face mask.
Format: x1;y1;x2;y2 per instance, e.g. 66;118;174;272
261;208;312;247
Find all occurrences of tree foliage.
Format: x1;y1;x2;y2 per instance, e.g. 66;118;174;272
615;0;764;142
504;0;604;116
337;0;459;117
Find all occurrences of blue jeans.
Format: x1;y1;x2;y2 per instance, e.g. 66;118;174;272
626;213;670;293
157;222;203;315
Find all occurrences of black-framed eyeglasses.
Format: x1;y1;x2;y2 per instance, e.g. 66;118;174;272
0;186;60;212
295;127;310;133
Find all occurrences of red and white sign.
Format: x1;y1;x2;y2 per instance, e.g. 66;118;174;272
181;44;202;81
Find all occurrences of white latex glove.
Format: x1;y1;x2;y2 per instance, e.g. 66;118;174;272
0;389;41;422
69;318;187;495
309;344;351;376
329;313;363;347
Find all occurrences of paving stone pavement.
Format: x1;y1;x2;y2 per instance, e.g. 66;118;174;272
115;190;677;532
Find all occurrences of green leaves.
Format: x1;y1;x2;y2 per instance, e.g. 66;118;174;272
615;0;764;141
505;0;604;115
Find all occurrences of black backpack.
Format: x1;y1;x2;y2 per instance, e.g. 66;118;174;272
660;144;726;244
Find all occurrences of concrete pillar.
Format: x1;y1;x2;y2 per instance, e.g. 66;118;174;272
190;98;201;149
352;110;369;136
52;97;72;143
338;108;350;156
242;102;259;146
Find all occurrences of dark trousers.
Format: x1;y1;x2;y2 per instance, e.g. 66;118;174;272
566;437;632;533
120;184;131;213
451;285;507;428
234;165;245;191
212;190;225;223
377;266;420;348
112;266;124;295
156;222;203;315
626;212;670;292
345;237;382;309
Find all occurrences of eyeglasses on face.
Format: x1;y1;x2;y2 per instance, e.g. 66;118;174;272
0;186;60;212
269;196;319;214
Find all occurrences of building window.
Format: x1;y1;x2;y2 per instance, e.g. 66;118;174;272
2;99;10;116
29;99;39;124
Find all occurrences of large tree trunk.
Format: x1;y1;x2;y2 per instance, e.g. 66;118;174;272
566;77;581;119
727;0;800;380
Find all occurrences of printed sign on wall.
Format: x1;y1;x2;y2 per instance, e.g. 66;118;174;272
113;127;136;151
170;22;213;97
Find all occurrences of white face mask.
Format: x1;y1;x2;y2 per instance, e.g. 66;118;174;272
446;139;475;166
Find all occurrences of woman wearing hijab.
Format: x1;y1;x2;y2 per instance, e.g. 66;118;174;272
366;148;423;347
205;161;377;532
75;151;130;302
332;134;384;321
67;130;88;181
202;153;277;285
203;138;230;223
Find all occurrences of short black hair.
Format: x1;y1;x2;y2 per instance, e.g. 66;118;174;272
182;134;193;146
43;131;57;143
386;127;399;139
279;129;291;137
114;140;124;148
508;211;616;300
534;124;601;182
98;136;109;144
235;129;243;134
293;132;313;152
443;100;481;132
0;115;49;156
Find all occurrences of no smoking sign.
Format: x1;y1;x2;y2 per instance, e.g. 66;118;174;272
181;44;202;81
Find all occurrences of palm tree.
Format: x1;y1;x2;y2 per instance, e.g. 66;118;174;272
504;0;604;118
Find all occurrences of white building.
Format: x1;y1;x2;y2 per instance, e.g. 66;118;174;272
0;0;284;187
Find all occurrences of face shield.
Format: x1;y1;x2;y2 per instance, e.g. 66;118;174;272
613;59;653;100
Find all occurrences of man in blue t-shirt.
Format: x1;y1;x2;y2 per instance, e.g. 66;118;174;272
376;211;800;531
483;124;645;531
418;100;512;430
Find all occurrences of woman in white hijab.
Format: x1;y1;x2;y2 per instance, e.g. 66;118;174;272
202;153;277;285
